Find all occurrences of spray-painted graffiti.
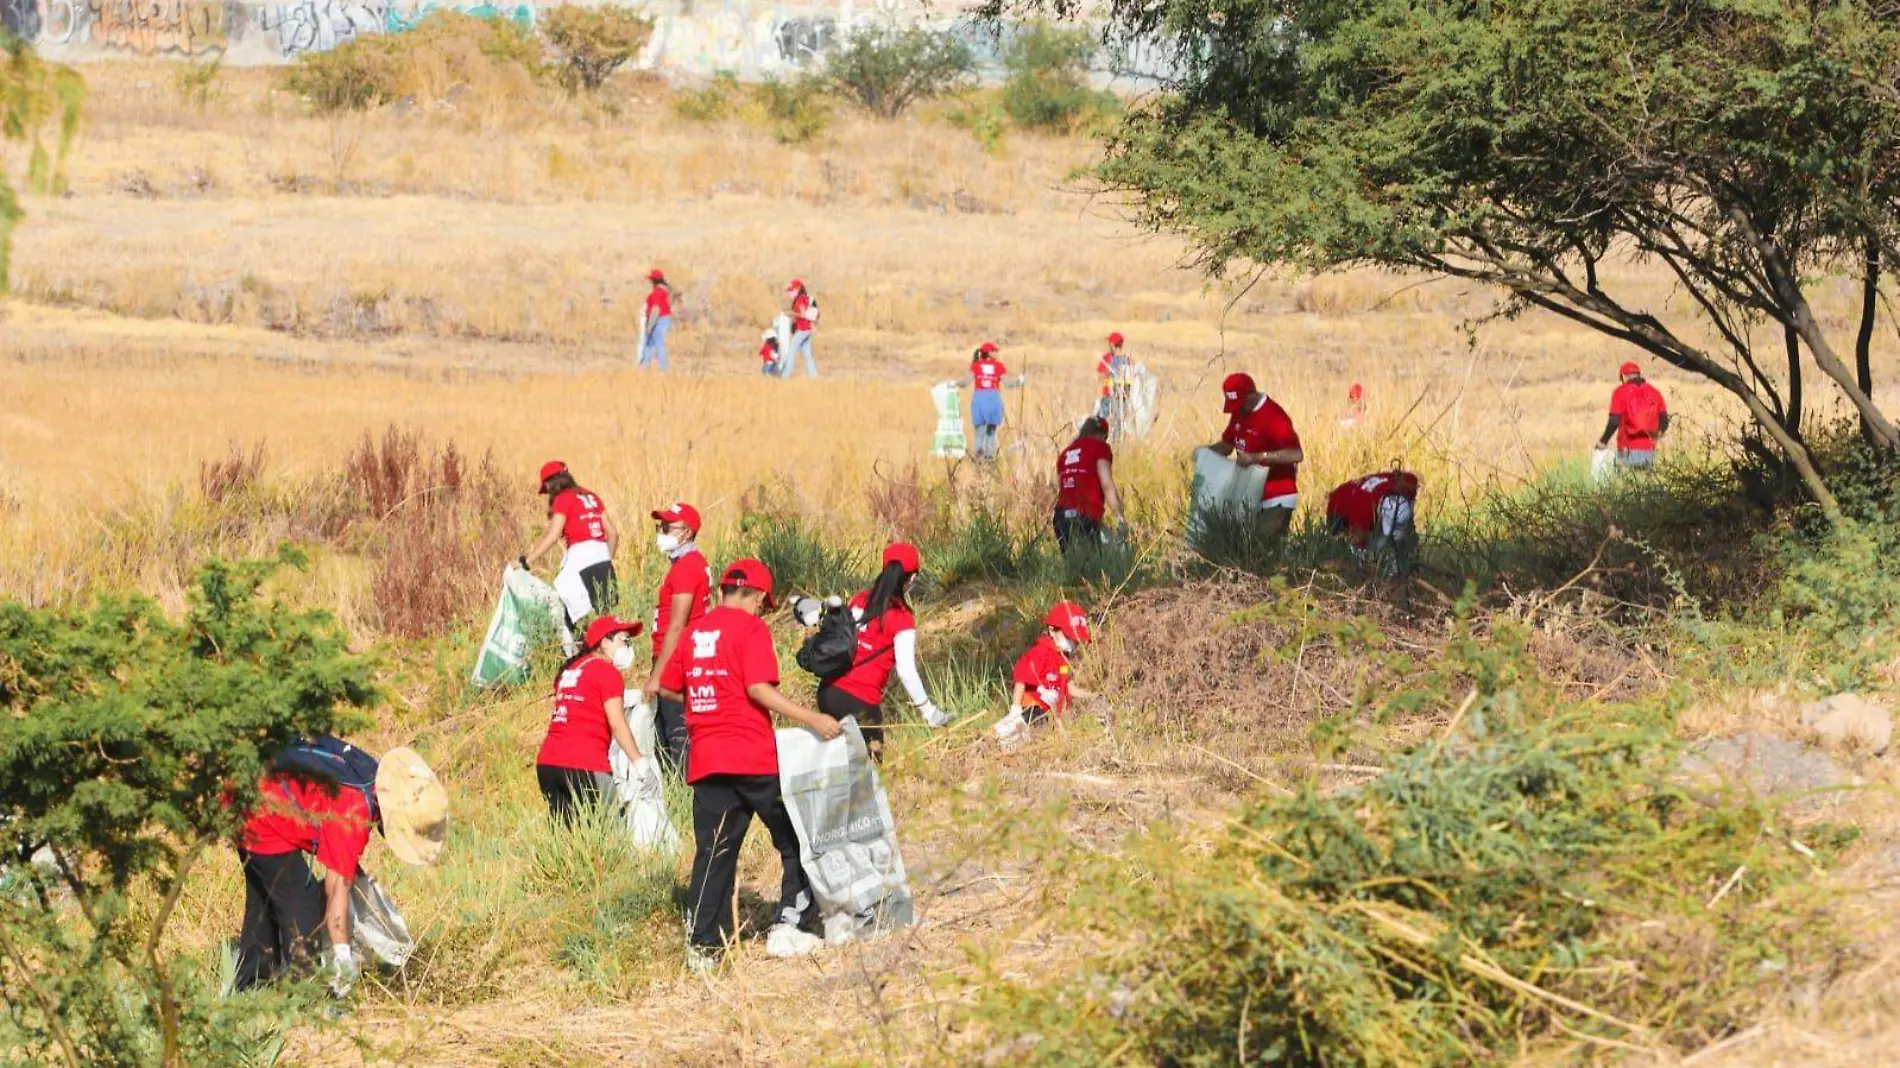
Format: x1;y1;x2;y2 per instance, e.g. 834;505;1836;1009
381;0;530;34
258;0;379;55
2;0;42;40
772;12;832;66
30;0;234;56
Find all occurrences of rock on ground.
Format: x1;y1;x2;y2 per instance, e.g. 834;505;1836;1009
1800;694;1894;755
1678;730;1853;811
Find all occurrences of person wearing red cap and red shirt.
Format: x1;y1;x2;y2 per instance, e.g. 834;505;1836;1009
520;461;620;629
816;542;947;761
642;501;712;773
1054;416;1126;553
968;342;1009;462
781;278;819;378
235;761;374;993
1011;600;1096;726
537;615;645;820
658;558;842;969
1208;372;1305;542
1596;361;1670;470
1326;469;1421;574
1097;332;1132;435
640;268;674;372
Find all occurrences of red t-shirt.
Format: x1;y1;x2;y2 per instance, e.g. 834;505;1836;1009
1012;635;1073;717
760;338;778;364
659;605;782;782
645;285;672;319
829;590;916;706
240;775;373;882
1056;436;1114;520
1609;381;1668;451
1326;472;1420;546
537;655;623;773
791;291;814;333
971;358;1007;391
549;487;609;546
1221;397;1302;499
652;548;712;659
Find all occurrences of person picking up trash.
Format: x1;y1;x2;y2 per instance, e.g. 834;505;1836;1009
793;542;947;762
641;268;674;372
657;558;842;971
994;601;1096;747
519;461;620;629
642;502;711;774
1053;416;1126;554
758;330;783;376
968;342;1008;462
1596;361;1670;470
1206;372;1305;543
1325;469;1421;575
537;615;645;820
782;278;819;378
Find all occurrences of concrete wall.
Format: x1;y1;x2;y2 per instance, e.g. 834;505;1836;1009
0;0;1171;82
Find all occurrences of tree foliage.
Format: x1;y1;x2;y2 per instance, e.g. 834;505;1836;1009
1017;0;1900;516
0;549;378;1068
543;4;654;93
823;23;976;119
1000;21;1113;131
0;35;84;291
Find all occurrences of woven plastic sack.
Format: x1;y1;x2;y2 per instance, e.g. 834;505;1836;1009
1187;447;1269;547
1590;447;1616;485
776;720;915;944
610;729;680;855
930;383;967;458
349;872;416;968
470;568;564;688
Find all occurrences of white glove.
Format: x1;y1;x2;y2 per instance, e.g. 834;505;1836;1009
630;756;664;802
919;701;948;729
328;942;360;997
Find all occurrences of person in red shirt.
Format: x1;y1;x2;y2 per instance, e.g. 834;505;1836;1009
1208;372;1305;542
235;765;373;992
642;502;712;773
1596;361;1671;470
1053;416;1126;553
759;330;783;375
1011;601;1096;726
520;461;620;629
538;615;645;819
814;542;947;761
657;558;841;968
781;278;819;378
640;268;673;372
1326;470;1421;574
1096;332;1132;435
968;342;1008;462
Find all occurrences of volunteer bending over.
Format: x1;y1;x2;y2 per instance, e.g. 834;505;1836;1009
1207;372;1304;543
520;461;620;628
1054;416;1125;553
536;615;645;820
819;542;947;761
642;501;711;773
658;559;841;970
1012;601;1097;726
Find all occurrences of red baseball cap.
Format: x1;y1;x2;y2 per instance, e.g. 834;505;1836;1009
787;278;804;291
883;541;920;574
1348;383;1363;401
977;341;998;354
650;502;702;534
648;268;665;281
583;614;642;650
1107;331;1124;346
720;558;777;609
537;460;567;490
1619;361;1641;377
1221;373;1256;413
1043;601;1093;644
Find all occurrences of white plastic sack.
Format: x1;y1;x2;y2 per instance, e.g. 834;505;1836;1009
993;707;1028;752
609;739;680;854
349;872;416;968
776;720;916;944
931;382;967;458
634;306;649;366
1188;447;1269;546
1590;447;1616;485
774;312;795;373
1128;364;1160;439
470;568;565;688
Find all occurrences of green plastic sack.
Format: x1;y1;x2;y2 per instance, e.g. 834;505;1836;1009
931;382;966;458
471;568;564;688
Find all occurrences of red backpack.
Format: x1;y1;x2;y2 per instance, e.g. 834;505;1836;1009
1623;386;1664;437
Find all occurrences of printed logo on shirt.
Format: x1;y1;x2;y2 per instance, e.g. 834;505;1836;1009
692;630;721;659
559;668;583;688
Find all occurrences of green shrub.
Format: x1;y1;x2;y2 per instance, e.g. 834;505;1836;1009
279;37;404;112
278;11;544;114
172;55;222;111
945;97;1008;155
824;24;975;119
738;510;867;600
748;74;833;144
0;37;84;289
999;22;1117;132
543;4;653;93
671;71;742;123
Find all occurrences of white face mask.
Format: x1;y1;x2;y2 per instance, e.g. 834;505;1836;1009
608;639;636;671
1053;633;1077;656
655;532;682;554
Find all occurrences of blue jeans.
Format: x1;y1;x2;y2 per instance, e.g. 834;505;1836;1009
641;315;671;370
778;331;816;378
973;423;1000;460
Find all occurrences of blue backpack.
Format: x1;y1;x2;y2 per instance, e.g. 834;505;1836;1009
271;736;382;827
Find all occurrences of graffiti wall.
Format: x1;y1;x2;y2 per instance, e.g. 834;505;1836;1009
2;0;1169;83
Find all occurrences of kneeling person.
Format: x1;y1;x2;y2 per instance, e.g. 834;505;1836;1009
659;558;842;968
1325;470;1421;575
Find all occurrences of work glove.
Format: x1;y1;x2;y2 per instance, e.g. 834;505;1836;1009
919;701;948;729
327;942;360;998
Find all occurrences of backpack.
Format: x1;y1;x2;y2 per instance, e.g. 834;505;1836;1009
1623;386;1664;437
272;735;382;826
795;601;862;680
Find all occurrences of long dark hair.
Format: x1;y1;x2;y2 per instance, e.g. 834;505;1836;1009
861;560;912;623
542;470;578;498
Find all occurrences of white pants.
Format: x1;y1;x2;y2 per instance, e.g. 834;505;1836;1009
553;540;612;623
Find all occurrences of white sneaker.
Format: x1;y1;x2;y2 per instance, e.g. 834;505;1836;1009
764;924;823;958
685;946;720;975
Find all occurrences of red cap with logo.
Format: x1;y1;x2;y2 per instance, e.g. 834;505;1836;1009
883;541;921;574
787;278;805;292
583;614;642;650
648;268;665;281
1107;331;1124;346
720;558;777;609
650;502;702;534
537;460;567;490
1619;361;1641;377
1043;601;1093;644
977;341;998;354
1221;373;1256;413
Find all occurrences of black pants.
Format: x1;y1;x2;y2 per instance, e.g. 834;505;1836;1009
566;562;619;628
686;773;812;950
1053;508;1103;554
537;763;615;822
236;849;327;991
817;683;884;761
654;695;690;775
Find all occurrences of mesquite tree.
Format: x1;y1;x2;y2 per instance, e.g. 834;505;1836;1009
0;35;83;292
998;0;1900;517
